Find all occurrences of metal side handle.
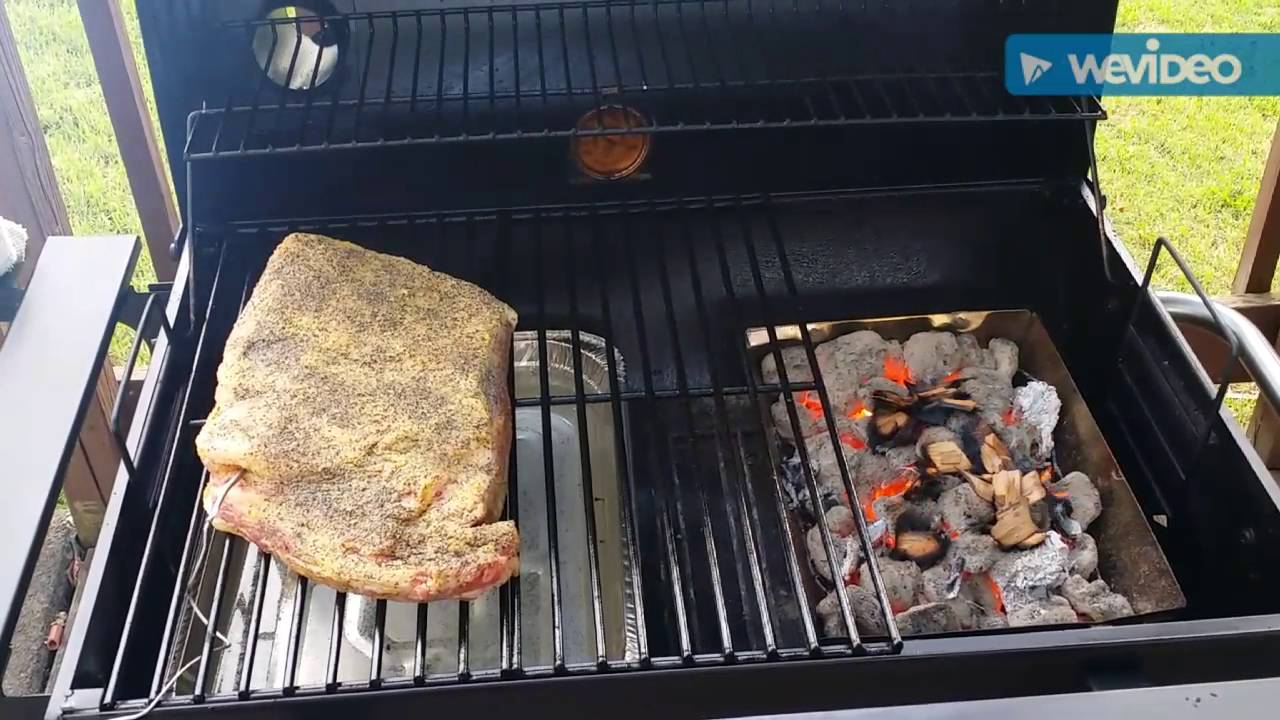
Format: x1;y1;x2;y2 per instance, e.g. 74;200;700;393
0;236;137;702
1158;290;1280;414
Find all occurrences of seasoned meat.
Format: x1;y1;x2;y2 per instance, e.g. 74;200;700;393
196;233;519;601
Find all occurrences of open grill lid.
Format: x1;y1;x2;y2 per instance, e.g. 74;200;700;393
136;0;1120;227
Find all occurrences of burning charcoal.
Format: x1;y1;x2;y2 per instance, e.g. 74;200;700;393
1050;495;1084;538
938;484;995;532
1049;472;1101;530
1013;381;1062;462
865;376;911;398
995;422;1037;471
977;612;1009;630
761;346;814;385
1061;575;1134;622
920;556;965;604
894;602;962;636
956;333;992;370
959;369;1015;426
881;445;919;473
1007;596;1077;627
904;473;950;503
868;495;910;530
772;393;826;442
1068;533;1099;578
925;440;971;473
989;532;1070;613
946;532;1001;574
778;450;815;511
989;338;1019;382
817;584;888;638
891;508;948;568
821;330;901;384
903;332;963;386
807;507;860;584
858;558;921;613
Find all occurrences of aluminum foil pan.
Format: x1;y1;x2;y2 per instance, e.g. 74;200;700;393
184;330;637;692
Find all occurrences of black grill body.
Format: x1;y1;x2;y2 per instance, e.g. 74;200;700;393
39;1;1280;719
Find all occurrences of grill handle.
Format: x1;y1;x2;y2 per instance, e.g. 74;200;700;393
0;236;137;705
1158;290;1280;417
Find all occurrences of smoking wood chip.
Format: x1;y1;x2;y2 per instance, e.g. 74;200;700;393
938;398;978;411
961;470;995;503
894;531;946;566
926;441;972;473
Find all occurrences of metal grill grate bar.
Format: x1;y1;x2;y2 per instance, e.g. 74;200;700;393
186;1;1102;158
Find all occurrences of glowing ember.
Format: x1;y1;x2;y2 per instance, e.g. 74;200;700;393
847;400;872;420
861;470;918;521
941;368;964;384
882;355;914;387
883;533;897;550
839;432;867;451
1040;467;1054;483
938;519;960;540
798;391;825;421
1050;490;1070;499
1001;406;1020;426
981;573;1005;614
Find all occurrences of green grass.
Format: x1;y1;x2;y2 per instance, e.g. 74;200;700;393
6;0;165;363
6;0;1280;420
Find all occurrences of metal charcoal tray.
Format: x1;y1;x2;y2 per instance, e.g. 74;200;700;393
171;331;639;692
747;309;1187;633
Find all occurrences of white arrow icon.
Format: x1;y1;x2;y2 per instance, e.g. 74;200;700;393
1020;53;1053;85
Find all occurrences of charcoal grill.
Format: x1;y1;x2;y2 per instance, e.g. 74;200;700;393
4;1;1280;718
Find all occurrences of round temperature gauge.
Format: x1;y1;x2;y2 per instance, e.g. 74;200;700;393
571;106;651;181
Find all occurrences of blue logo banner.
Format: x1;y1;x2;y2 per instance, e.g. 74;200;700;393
1005;34;1280;96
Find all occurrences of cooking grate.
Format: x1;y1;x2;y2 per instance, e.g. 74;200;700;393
183;1;1103;158
98;198;924;714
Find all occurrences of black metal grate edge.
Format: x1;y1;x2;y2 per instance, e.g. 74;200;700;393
185;1;1103;159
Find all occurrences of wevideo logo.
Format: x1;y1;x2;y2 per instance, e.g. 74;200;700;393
1006;34;1280;96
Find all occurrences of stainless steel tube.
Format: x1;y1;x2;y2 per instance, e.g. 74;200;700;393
1157;290;1280;413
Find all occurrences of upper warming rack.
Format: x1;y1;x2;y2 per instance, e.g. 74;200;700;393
183;1;1104;159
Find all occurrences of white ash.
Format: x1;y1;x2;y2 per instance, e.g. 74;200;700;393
903;332;964;385
956;333;993;370
1061;575;1134;622
806;507;860;584
1014;381;1061;461
989;531;1070;612
938;484;995;532
817;583;888;637
864;376;911;397
820;331;903;384
946;532;1002;574
870;495;910;530
995;422;1038;471
1067;533;1099;578
895;602;962;636
977;612;1009;630
989;338;1019;382
880;445;919;474
1051;472;1102;531
920;560;963;604
761;346;814;385
959;368;1016;424
1007;595;1077;627
858;558;921;612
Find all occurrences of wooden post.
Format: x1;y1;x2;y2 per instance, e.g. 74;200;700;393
77;0;178;282
1233;121;1280;295
1;2;120;545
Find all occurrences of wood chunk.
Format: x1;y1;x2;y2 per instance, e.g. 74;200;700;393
1017;531;1048;549
961;470;994;503
991;502;1038;549
873;391;916;409
980;433;1013;474
917;386;955;400
926;441;972;472
875;410;909;436
991;470;1022;511
937;398;978;411
894;531;946;567
1020;471;1046;504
